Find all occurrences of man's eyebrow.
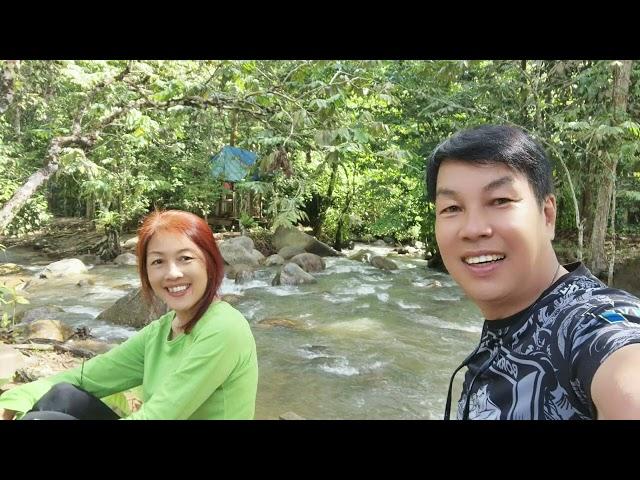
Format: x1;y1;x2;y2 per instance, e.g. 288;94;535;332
483;176;514;192
435;187;458;198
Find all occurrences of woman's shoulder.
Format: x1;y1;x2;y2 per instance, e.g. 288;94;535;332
194;301;251;336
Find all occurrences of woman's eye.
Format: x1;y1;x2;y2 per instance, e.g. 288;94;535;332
150;259;162;265
180;256;194;262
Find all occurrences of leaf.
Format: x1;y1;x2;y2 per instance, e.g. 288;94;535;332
14;296;29;305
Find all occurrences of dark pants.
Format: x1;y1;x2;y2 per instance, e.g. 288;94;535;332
21;382;120;420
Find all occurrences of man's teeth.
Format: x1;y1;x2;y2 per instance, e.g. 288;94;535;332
464;254;505;265
168;285;189;293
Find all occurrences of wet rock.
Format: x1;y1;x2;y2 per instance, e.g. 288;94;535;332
272;262;317;286
27;320;74;343
96;288;168;329
290;253;326;273
370;256;398;271
39;258;88;279
257;317;303;329
16;305;65;324
278;245;306;260
348;249;375;263
114;253;137;266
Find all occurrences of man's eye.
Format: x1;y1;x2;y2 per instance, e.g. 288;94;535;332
440;205;461;214
493;198;512;205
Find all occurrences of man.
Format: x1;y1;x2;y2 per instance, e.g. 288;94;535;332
426;124;640;420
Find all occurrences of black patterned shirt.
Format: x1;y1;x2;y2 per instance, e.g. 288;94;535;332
457;262;640;420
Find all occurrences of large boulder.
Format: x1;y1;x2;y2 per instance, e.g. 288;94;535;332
96;288;168;329
225;264;256;285
290;253;326;273
114;253;138;266
16;305;66;324
272;226;341;257
26;320;74;343
218;242;260;267
272;262;317;286
370;256;398;271
348;249;375;263
39;259;88;279
226;236;255;252
249;249;266;265
278;245;307;260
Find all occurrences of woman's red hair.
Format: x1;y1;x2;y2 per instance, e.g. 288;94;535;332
136;210;224;333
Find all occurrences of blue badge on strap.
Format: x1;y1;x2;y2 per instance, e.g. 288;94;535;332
598;310;627;323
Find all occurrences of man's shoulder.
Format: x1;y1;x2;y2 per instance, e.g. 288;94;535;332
535;264;640;326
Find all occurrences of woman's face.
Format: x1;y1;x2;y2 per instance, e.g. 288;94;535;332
146;231;209;323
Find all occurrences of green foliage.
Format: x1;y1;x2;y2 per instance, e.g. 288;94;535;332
2;59;639;256
0;284;29;329
95;210;122;233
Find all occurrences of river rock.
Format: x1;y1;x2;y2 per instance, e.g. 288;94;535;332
290;253;326;273
27;320;74;343
278;246;307;260
370;256;398;271
114;253;138;266
39;259;88;279
272;226;341;257
96;288;168;329
272;262;317;286
16;305;65;324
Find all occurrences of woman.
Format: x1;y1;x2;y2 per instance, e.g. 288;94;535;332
0;210;258;420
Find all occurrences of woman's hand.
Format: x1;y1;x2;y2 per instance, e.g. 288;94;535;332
1;409;16;420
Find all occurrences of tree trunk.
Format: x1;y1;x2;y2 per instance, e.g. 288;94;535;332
607;174;617;286
0;134;94;233
589;60;633;277
0;161;60;234
229;110;238;146
312;161;339;238
0;60;19;115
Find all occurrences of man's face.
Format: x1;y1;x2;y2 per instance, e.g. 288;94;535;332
434;160;557;319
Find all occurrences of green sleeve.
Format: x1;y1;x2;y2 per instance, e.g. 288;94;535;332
0;323;149;416
123;322;243;420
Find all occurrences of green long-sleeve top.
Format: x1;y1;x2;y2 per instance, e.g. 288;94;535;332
0;301;258;419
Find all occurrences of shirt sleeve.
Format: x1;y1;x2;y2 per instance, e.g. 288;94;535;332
0;323;149;416
122;319;245;420
568;303;640;412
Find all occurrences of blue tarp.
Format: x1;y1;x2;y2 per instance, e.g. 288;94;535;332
210;146;258;182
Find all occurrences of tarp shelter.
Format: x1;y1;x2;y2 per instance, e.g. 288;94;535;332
208;146;262;224
210;146;258;182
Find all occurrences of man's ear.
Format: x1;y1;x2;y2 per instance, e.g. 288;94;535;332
543;194;557;240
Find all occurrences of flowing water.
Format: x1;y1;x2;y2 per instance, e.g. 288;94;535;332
1;244;482;419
